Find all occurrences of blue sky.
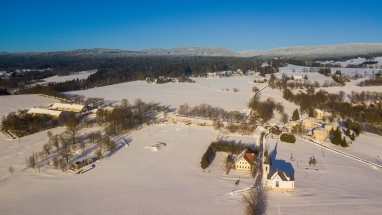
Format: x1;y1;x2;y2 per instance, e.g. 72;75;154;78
1;0;382;52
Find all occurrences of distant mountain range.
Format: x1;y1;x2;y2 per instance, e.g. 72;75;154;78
141;44;382;59
2;43;382;60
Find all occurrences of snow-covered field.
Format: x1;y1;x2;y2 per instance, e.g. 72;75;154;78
65;77;258;112
1;72;382;214
0;95;58;118
43;71;96;83
0;125;257;215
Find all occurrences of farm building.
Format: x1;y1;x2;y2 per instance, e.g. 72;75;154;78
206;72;217;78
50;103;88;113
27;108;63;119
253;78;267;83
71;158;95;170
233;149;256;171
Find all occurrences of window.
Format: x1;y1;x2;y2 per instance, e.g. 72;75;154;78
276;181;279;187
266;167;268;171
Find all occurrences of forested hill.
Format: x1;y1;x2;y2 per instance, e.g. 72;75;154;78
2;43;382;61
2;55;282;98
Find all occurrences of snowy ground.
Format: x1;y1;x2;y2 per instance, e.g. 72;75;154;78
313;132;382;165
0;124;257;215
1;71;382;214
43;71;96;83
0;95;58;118
1;122;381;214
318;56;382;68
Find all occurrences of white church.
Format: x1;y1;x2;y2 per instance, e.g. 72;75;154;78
262;138;295;192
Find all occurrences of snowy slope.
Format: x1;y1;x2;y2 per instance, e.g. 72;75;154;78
65;77;259;112
0;95;58;118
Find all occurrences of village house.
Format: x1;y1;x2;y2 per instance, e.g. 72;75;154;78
302;118;315;129
269;126;282;135
92;106;115;115
50;103;88;113
233;149;255;171
27;108;63;119
324;123;336;133
312;128;327;141
293;75;303;81
314;109;324;120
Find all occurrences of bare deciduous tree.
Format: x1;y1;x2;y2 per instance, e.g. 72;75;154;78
275;102;284;113
252;86;259;93
43;142;52;155
280;113;289;126
66;113;80;145
95;148;103;160
242;185;268;215
59;134;72;163
78;137;86;155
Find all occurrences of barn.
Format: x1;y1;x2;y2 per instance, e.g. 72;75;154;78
50;103;88;113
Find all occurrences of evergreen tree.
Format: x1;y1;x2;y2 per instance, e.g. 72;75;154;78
350;132;355;141
340;137;348;147
331;126;342;146
345;128;350;136
292;109;300;121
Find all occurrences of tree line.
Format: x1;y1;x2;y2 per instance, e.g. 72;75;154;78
1;112;59;140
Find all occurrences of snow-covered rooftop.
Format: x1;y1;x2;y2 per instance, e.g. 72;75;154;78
27;108;62;117
51;103;85;111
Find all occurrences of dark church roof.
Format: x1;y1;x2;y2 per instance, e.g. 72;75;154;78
267;170;294;181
